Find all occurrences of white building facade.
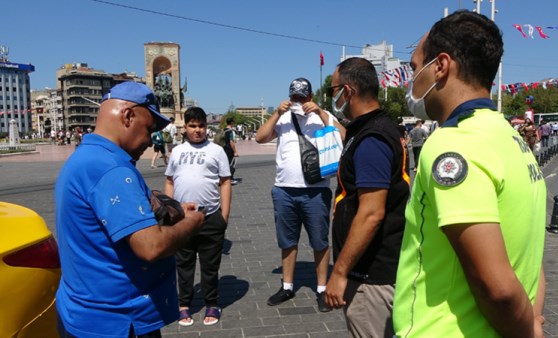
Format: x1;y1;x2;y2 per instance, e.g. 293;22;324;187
0;51;34;135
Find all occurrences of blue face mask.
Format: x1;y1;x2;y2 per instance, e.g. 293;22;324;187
332;86;348;120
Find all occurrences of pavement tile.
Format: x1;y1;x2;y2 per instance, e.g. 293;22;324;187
243;325;286;337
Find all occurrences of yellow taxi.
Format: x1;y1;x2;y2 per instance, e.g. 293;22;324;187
0;202;61;338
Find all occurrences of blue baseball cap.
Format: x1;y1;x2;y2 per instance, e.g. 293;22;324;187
102;82;170;130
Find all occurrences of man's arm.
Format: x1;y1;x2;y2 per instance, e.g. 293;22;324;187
533;267;546;338
228;135;239;157
164;176;174;197
443;222;535;338
219;176;232;223
127;207;204;263
325;188;387;308
256;100;291;143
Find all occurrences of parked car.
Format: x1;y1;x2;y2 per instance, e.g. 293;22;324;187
0;202;61;338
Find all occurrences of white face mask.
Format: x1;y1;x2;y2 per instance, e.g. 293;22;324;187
332;86;349;120
405;58;438;120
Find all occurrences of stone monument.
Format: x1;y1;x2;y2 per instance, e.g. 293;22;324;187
8;119;20;146
144;42;185;124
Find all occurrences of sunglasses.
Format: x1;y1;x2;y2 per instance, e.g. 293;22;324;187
326;85;345;98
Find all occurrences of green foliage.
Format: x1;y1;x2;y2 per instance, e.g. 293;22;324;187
380;87;411;122
498;87;558;117
314;75;333;112
219;111;270;132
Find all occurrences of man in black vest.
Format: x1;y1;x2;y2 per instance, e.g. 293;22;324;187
324;57;410;337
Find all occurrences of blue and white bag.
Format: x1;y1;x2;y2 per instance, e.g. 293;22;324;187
315;117;343;178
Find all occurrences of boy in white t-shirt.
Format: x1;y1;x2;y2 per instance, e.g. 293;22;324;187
164;107;232;327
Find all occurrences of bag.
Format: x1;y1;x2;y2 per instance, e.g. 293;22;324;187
534;141;541;154
149;190;184;226
213;128;230;147
162;130;172;143
291;113;324;184
151;131;164;146
315;117;343;178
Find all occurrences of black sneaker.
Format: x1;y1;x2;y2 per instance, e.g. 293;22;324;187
267;287;295;306
316;292;331;312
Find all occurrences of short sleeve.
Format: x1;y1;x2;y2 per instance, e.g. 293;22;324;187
88;167;157;242
422;143;501;228
354;135;393;189
216;147;231;177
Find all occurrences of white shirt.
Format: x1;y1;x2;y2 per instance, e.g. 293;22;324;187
273;111;333;188
165;140;231;215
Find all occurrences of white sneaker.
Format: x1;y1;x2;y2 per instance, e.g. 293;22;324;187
231;180;239;185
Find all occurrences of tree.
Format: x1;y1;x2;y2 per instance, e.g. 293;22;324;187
380;87;411;121
314;75;333;112
498;86;558;117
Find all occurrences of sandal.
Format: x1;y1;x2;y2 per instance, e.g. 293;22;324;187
203;306;222;326
178;308;194;327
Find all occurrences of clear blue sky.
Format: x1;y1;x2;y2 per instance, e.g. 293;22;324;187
4;0;558;114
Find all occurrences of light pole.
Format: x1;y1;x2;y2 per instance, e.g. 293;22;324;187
473;0;482;13
247;117;261;130
489;0;503;112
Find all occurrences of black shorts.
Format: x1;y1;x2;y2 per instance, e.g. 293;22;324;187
154;144;166;154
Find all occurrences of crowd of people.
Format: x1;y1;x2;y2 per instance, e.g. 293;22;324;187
54;10;547;338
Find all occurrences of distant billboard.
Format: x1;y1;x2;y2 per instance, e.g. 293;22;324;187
0;62;35;72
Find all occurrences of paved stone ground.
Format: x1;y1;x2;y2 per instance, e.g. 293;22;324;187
1;141;558;337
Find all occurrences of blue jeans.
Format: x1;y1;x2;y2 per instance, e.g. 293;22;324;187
271;186;332;251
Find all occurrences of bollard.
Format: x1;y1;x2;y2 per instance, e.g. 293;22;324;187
547;195;558;234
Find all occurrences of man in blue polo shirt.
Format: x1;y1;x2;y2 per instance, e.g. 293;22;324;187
55;82;205;338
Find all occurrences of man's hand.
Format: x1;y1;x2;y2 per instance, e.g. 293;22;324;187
277;100;292;115
534;315;545;338
302;101;324;116
324;271;347;309
181;202;197;212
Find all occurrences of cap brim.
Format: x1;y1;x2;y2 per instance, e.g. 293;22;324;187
146;104;171;130
290;91;310;98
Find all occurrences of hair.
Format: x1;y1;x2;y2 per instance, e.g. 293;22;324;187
336;57;379;100
423;10;503;91
183;107;207;124
226;117;234;125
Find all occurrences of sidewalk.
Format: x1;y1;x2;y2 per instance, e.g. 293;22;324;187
0;139;277;163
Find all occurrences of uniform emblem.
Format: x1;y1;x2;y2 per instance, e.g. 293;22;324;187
432;152;468;186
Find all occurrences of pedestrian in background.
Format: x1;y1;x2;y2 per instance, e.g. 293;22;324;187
151;130;167;169
409;120;428;171
256;77;344;312
539;120;551;148
163;116;177;153
223;117;239;185
519;117;538;151
324;57;410;337
165;107;232;327
55;81;205;338
393;10;546;338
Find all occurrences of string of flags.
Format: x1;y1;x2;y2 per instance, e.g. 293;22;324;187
380;65;412;88
501;79;558;95
379;64;557;96
512;24;553;39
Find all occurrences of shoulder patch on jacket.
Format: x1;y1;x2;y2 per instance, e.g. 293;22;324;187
432;152;468;187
